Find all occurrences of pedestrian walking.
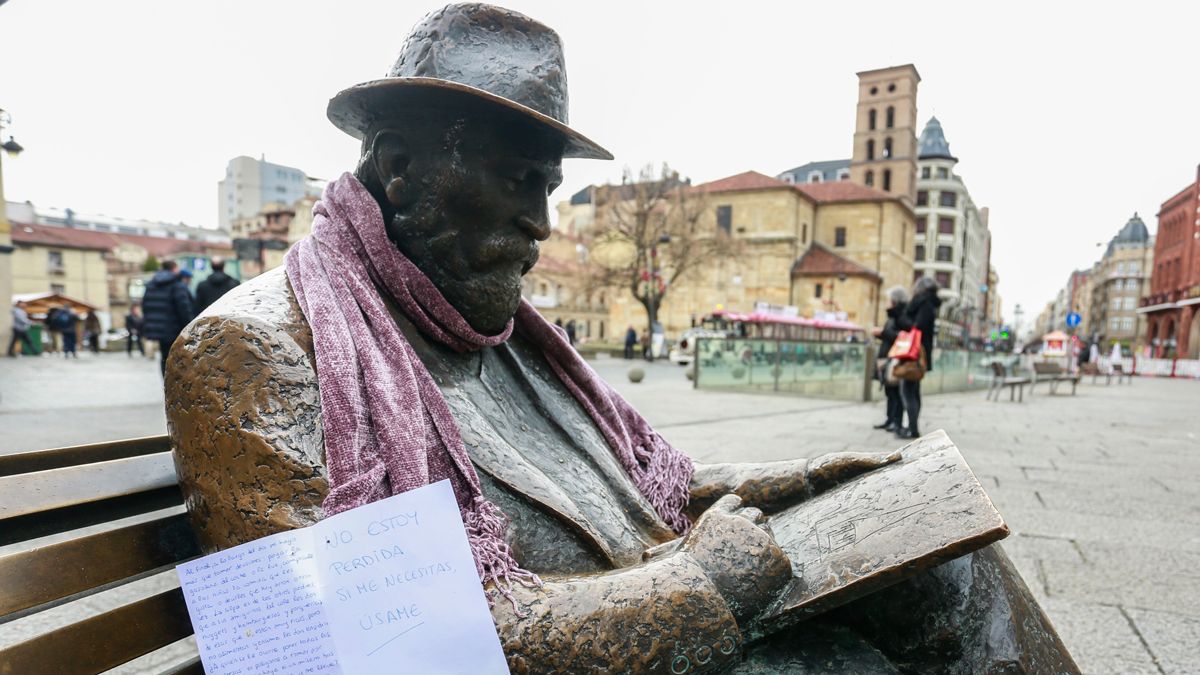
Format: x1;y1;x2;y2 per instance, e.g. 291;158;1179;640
871;286;908;433
623;325;637;359
640;329;651;361
194;257;240;315
8;301;35;357
51;305;80;358
125;304;145;357
565;319;577;346
894;276;940;439
83;311;102;354
142;259;195;374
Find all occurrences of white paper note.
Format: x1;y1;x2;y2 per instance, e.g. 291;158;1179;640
178;480;509;674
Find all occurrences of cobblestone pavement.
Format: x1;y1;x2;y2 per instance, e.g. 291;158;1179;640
2;353;1198;674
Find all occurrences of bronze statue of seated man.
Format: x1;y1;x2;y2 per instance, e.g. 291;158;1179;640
167;4;1078;673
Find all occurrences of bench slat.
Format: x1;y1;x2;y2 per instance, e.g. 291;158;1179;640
162;656;204;675
0;452;178;521
0;436;171;477
0;487;185;548
0;513;199;622
0;588;193;675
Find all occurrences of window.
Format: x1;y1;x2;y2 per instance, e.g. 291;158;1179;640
1124;297;1136;310
1112;297;1122;311
835;227;847;247
938;217;954;234
916;191;928;206
48;251;64;269
1110;317;1121;332
936;245;952;262
915;217;927;234
802;223;808;243
935;271;950;287
807;170;823;183
1129;261;1140;274
914;270;924;283
888;83;896;93
866;139;876;160
865;170;875;187
939;191;957;207
886;106;895;129
837;169;851;180
882;169;892;192
1123;317;1135;331
716;205;732;236
936;167;950;179
915;244;926;261
51;283;65;294
1116;262;1126;275
815;283;823;298
868;109;877;130
883;137;893;158
921;166;931;179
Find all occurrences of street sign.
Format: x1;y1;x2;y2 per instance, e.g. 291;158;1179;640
1066;312;1081;328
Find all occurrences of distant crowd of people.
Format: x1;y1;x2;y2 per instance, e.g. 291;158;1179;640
7;257;241;376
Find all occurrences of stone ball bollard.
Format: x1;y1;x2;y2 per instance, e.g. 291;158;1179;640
628;367;645;383
685;369;695;381
732;366;747;379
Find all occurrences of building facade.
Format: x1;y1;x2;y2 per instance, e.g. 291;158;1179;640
555;171;914;337
849;65;920;203
913;117;993;341
1087;214;1154;350
1140;167;1200;358
217;156;322;231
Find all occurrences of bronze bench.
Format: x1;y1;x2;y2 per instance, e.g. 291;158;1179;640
1079;362;1112;385
986;362;1031;402
0;436;202;674
1030;362;1080;396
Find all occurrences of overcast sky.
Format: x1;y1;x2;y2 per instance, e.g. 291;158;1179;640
3;1;1198;325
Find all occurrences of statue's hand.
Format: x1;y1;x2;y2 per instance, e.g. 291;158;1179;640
806;450;901;496
689;451;900;516
679;494;792;625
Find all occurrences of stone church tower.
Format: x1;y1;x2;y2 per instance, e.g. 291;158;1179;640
849;65;920;204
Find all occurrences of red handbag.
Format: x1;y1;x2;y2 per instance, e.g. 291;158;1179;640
887;328;922;361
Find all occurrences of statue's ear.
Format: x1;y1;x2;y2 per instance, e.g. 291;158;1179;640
369;129;413;208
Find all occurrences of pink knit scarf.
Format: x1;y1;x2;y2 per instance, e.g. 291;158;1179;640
285;173;694;595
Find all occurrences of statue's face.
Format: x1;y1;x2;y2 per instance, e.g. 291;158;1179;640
379;115;564;335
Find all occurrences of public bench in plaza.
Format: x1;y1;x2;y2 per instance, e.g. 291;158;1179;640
1030;362;1080;396
0;436;202;674
986;361;1031;402
1111;363;1134;385
1079;362;1112;385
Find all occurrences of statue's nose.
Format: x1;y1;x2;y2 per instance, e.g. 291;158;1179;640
516;212;552;242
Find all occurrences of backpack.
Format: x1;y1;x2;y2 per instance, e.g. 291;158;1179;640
50;309;72;331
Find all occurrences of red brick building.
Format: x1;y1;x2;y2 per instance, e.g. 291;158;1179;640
1140;166;1200;358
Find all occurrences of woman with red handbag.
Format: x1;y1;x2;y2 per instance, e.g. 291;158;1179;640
893;276;941;439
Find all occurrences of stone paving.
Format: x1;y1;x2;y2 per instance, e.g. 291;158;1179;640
1;352;1198;673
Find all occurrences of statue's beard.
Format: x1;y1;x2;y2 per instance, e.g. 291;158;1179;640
388;209;539;336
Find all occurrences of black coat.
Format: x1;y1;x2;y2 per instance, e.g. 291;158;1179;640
142;270;195;342
896;289;941;371
877;302;907;359
194;271;241;315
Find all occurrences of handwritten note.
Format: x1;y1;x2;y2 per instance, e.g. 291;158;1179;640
178;481;509;674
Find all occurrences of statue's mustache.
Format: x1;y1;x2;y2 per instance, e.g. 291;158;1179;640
427;230;539;278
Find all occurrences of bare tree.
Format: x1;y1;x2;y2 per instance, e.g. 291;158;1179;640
587;163;736;344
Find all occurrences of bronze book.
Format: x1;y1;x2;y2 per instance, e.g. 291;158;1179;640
750;429;1009;639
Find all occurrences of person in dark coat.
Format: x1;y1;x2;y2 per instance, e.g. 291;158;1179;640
83;311;102;354
894;276;941;439
565;319;577;345
141;260;195;374
872;286;909;432
125;304;145;357
623;325;637;359
194;257;240;315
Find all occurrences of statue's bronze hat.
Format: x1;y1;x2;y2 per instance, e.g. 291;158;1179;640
327;3;613;160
